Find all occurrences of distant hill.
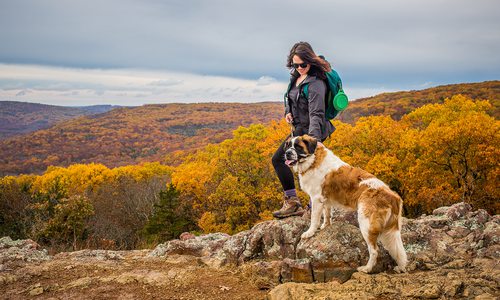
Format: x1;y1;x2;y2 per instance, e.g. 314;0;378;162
337;80;500;123
0;81;498;176
0;102;284;175
0;101;120;139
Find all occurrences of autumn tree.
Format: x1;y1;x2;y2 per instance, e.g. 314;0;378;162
40;195;94;250
0;175;36;239
401;95;499;214
172;123;286;234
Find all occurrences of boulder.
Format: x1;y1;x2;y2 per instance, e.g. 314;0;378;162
0;237;51;268
148;233;230;258
148;202;498;286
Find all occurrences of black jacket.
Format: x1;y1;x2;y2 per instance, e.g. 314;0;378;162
285;75;336;141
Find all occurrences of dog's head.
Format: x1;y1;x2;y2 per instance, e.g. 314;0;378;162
284;134;318;167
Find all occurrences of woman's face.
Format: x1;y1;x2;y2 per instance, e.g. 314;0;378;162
292;55;310;76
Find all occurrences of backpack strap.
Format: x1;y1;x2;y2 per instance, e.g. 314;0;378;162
301;83;309;99
283;82;293;106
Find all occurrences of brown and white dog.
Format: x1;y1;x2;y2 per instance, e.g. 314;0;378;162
284;135;407;273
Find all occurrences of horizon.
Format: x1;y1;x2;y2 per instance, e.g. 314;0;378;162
1;0;499;106
2;79;496;108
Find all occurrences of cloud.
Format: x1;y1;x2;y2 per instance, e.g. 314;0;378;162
0;1;499;105
0;64;289;105
256;76;278;86
0;63;402;106
148;79;183;87
1;1;499;83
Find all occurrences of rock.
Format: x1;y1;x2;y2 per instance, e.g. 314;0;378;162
297;221;396;275
64;277;93;289
0;237;40;250
149;233;229;258
443;279;465;298
28;283;44;296
311;260;356;283
296;222;366;265
55;249;124;261
468;209;491;225
0;274;17;285
240;260;283;289
145;202;498;286
402;283;441;299
179;232;196;241
268;266;500;299
280;258;313;283
29;286;44;296
475;293;497;300
446;202;473;220
432;206;450;216
447;226;471;238
220;231;248;263
330;207;359;227
0;237;51;267
149;217;309;265
267;282;323;300
482;219;500;247
226;217;309;263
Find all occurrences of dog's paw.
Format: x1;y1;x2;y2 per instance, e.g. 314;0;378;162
320;223;329;230
357;265;372;273
394;266;406;273
301;231;315;239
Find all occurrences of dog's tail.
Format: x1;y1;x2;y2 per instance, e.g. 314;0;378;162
380;195;408;273
386;190;403;231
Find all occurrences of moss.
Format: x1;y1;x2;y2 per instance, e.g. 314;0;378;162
404;243;428;254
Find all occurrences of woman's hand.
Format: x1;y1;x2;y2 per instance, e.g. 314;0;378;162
285;113;293;124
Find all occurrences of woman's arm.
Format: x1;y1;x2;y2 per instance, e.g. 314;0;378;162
306;80;327;139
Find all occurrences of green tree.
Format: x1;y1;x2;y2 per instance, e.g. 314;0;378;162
142;184;195;243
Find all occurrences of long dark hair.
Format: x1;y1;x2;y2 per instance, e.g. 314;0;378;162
286;41;331;80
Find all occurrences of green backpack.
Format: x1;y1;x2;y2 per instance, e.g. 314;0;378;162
284;68;348;120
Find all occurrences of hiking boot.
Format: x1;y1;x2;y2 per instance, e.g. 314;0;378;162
273;196;304;218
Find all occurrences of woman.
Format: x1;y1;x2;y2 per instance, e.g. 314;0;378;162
272;41;336;218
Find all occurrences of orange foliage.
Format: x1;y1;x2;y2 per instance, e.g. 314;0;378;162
1;90;499;243
2;81;499;176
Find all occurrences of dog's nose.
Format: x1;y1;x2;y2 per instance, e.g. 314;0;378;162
285;149;294;159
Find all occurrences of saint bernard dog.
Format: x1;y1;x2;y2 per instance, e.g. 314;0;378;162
284;134;407;273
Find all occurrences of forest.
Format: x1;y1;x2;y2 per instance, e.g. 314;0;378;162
1;81;498;176
0;102;283;175
0;94;498;252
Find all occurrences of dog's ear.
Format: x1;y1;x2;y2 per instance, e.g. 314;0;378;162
302;135;318;154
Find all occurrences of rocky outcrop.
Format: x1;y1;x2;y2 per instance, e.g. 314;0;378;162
268;264;499;300
0;202;498;299
149;202;498;282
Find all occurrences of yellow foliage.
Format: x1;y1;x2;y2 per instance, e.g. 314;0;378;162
172;95;498;229
2;94;498;240
198;211;231;234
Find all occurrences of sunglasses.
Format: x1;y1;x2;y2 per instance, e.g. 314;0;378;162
292;63;308;69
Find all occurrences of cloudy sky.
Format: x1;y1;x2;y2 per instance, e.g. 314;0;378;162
0;0;499;106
